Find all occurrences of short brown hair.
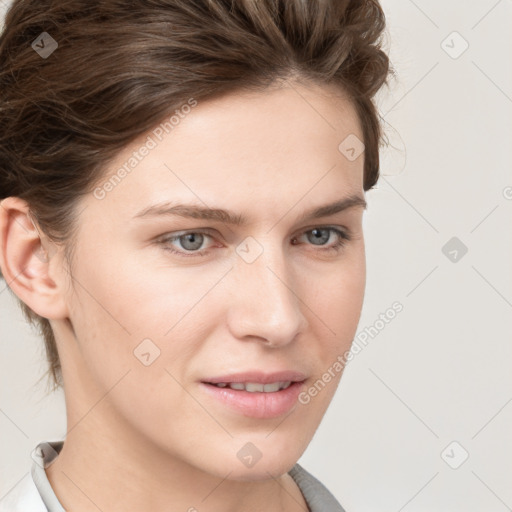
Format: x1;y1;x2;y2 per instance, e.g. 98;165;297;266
0;0;392;392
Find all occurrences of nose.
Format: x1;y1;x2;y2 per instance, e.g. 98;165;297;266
226;238;308;348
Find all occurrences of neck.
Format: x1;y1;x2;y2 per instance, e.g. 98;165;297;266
44;412;308;512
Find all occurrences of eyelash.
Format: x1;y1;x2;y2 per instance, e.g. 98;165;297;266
156;227;351;258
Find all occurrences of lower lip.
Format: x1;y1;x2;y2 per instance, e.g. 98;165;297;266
199;381;304;419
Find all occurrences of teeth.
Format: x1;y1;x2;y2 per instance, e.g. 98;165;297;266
246;383;268;392
212;381;292;392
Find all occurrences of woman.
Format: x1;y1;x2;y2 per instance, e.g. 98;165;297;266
0;0;391;510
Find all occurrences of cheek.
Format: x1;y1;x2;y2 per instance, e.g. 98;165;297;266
302;251;365;394
65;266;206;442
67;254;227;378
317;250;366;333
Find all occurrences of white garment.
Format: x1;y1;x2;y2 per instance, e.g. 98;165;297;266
0;473;50;512
0;441;65;512
0;440;346;511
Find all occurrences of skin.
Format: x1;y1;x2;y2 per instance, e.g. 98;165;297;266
0;79;367;512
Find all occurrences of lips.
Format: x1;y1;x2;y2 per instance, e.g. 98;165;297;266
199;370;307;418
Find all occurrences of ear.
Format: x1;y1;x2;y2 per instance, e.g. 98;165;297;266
0;196;70;320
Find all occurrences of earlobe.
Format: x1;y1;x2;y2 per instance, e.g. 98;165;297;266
0;196;69;320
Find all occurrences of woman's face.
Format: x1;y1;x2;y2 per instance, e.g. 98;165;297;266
53;80;367;479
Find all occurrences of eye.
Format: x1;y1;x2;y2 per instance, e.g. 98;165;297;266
156;227;351;258
292;227;351;254
156;230;215;257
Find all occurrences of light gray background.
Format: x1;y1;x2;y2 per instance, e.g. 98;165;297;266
1;1;511;510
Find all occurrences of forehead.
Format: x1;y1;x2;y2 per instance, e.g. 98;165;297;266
182;80;362;146
85;81;364;225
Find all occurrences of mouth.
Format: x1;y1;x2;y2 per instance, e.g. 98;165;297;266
199;371;307;419
206;381;293;392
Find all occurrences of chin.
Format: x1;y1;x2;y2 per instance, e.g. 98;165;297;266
212;435;307;481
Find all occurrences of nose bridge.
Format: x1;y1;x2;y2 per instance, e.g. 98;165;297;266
227;234;307;344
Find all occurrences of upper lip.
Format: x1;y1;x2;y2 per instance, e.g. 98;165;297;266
202;371;307;384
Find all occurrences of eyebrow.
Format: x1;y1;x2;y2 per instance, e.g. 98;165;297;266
132;194;367;226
